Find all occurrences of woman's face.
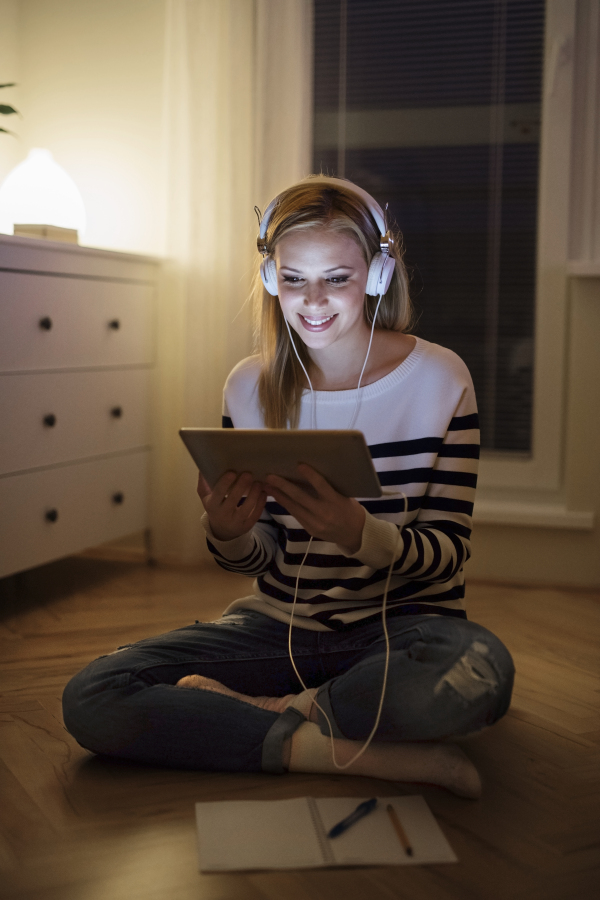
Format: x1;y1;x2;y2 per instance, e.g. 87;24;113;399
274;227;370;353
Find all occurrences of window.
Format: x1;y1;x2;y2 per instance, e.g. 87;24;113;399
313;0;545;454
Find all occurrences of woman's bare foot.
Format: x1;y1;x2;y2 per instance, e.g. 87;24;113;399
176;674;298;714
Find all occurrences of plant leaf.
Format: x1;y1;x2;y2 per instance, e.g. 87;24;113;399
0;127;17;136
0;83;17;89
0;105;19;116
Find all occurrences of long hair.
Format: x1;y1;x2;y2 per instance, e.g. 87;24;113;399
253;176;412;428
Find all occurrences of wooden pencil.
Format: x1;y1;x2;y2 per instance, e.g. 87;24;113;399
386;804;413;856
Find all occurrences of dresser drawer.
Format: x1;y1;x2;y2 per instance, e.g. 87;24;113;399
0;272;154;371
0;369;152;474
0;451;149;578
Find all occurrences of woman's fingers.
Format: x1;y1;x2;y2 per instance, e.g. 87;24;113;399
211;471;239;505
267;466;365;549
238;480;266;520
201;470;268;542
201;464;362;549
204;471;252;513
295;463;336;498
243;489;268;527
266;483;320;532
199;470;259;512
221;472;256;511
265;473;318;511
267;465;337;504
266;466;340;523
213;472;266;524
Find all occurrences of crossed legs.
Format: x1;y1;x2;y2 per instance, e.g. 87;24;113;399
63;610;514;798
176;674;484;798
176;615;514;799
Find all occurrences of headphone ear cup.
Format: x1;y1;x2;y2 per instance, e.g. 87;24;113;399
260;256;279;295
366;253;396;297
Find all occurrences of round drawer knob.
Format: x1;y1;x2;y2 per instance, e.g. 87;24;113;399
45;508;59;523
39;316;53;330
43;413;57;428
110;406;123;418
108;319;121;330
112;492;124;505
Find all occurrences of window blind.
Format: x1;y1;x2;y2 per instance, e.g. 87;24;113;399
313;0;545;452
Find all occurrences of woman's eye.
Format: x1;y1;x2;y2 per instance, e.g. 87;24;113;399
281;275;349;285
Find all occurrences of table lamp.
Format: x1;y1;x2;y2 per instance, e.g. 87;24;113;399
0;148;86;243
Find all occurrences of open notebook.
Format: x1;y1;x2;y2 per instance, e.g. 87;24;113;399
195;795;457;871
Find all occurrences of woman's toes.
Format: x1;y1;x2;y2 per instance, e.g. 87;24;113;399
177;674;209;689
175;675;296;714
176;675;233;693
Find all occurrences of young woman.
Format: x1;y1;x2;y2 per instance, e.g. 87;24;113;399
63;177;514;798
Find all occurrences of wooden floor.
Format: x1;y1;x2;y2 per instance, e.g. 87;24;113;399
0;555;599;900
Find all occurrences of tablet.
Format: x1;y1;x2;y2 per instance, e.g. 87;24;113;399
179;428;382;498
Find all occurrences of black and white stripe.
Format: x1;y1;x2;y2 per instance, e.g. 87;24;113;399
207;338;479;629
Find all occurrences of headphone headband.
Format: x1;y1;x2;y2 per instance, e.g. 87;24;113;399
257;176;391;255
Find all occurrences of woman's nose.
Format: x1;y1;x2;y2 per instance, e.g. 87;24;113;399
304;282;328;307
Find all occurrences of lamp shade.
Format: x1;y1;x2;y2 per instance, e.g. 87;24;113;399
0;148;86;236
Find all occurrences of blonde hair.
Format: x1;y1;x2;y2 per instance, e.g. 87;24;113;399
253;177;412;428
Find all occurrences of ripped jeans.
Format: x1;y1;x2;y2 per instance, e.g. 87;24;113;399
62;607;515;773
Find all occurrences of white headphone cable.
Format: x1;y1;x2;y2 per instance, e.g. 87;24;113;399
287;491;408;770
280;283;398;768
347;292;384;431
283;291;384;431
283;317;317;430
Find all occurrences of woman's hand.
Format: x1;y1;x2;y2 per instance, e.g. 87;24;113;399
265;464;366;553
197;471;268;542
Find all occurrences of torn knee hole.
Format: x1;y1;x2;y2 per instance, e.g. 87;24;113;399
434;641;499;701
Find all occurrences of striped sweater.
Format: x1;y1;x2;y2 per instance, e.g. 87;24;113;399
202;337;479;631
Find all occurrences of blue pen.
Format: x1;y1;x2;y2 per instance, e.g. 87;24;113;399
327;798;378;839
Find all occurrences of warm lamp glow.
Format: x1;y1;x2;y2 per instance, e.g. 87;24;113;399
0;148;86;236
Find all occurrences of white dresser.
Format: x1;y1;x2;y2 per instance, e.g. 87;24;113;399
0;235;159;578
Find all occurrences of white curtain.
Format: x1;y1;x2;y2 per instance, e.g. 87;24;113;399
151;0;313;564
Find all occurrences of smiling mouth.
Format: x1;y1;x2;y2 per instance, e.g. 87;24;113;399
300;314;337;327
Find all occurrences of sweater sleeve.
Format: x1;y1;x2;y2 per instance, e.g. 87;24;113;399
202;511;280;576
342;386;478;583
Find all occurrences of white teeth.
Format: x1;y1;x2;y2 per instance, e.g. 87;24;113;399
303;315;334;325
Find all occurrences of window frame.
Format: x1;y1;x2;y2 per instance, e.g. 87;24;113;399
474;0;597;528
309;0;593;527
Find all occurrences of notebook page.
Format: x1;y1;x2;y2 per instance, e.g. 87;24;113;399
316;796;458;866
195;798;324;872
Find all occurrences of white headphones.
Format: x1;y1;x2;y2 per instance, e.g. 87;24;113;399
256;176;396;298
